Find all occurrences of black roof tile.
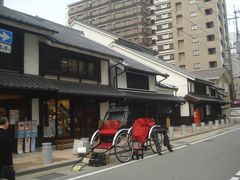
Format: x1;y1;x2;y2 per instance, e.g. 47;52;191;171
120;89;184;102
0;72;124;98
0;6;166;76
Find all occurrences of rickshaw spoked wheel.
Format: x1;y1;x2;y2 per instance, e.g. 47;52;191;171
114;131;133;163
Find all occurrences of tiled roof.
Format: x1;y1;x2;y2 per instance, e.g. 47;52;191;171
69;21;212;84
184;93;226;104
130;49;213;83
0;6;166;77
0;72;57;91
191;68;226;80
0;6;57;33
115;53;168;76
47;79;124;98
120;89;184;102
0;6;122;59
0;72;124;98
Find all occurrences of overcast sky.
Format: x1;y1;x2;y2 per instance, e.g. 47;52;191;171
4;0;240;33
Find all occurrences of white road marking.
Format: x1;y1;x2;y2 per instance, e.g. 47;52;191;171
236;170;240;176
66;145;187;180
190;127;240;145
230;177;239;180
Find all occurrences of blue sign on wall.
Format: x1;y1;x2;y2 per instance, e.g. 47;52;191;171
0;28;13;45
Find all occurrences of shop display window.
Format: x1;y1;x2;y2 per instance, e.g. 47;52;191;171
43;99;56;138
57;100;71;137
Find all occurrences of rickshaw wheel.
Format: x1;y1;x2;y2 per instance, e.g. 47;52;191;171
150;128;163;155
114;131;133;163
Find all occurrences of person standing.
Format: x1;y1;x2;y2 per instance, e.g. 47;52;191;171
0;117;15;180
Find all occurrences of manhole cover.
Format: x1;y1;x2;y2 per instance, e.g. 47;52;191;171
36;173;66;180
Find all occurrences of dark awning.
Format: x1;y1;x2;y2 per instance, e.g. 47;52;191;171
120;90;185;102
0;72;124;98
47;79;124;98
0;72;57;92
184;93;227;104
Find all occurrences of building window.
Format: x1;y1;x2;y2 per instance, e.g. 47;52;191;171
188;81;195;93
208;48;216;55
206;21;214;28
127;72;149;90
205;8;213;15
179;65;186;69
193;63;200;69
178;40;184;49
163;55;171;60
204;0;211;2
209;61;217;68
176;15;183;24
189;0;196;4
207;34;215;41
158;33;173;40
176;2;181;11
191;24;198;30
193;50;200;56
192;37;199;43
179;52;185;62
190;12;197;17
177;27;184;37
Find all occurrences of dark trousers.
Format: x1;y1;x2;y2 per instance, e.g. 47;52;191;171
0;166;15;180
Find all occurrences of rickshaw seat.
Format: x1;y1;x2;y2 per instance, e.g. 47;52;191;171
132;118;155;144
99;120;121;136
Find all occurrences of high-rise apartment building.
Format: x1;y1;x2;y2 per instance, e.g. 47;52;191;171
68;0;155;47
68;0;230;72
0;0;4;6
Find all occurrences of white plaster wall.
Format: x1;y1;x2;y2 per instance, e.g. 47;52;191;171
110;44;189;97
149;76;157;91
100;101;109;120
32;98;39;124
181;102;190;117
71;22;115;46
117;70;127;89
24;33;39;75
101;60;109;85
160;74;188;97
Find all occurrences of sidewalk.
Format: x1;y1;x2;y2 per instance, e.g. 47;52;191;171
14;121;240;175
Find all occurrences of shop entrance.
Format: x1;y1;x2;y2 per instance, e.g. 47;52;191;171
73;103;99;138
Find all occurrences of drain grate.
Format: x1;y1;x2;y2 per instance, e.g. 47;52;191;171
35;173;66;180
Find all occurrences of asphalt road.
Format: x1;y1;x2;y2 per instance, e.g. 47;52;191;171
65;128;240;180
17;127;240;180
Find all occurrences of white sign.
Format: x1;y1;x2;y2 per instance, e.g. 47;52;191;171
9;110;19;125
230;107;240;117
0;42;11;53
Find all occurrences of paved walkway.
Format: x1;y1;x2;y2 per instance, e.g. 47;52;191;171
13;120;240;175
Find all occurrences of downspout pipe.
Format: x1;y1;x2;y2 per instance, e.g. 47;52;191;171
109;60;125;88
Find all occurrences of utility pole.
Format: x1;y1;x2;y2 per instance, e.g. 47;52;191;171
228;7;240;105
228;7;240;54
234;8;240;54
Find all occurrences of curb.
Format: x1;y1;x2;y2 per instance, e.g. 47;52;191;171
171;123;238;141
16;123;240;176
16;159;79;176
